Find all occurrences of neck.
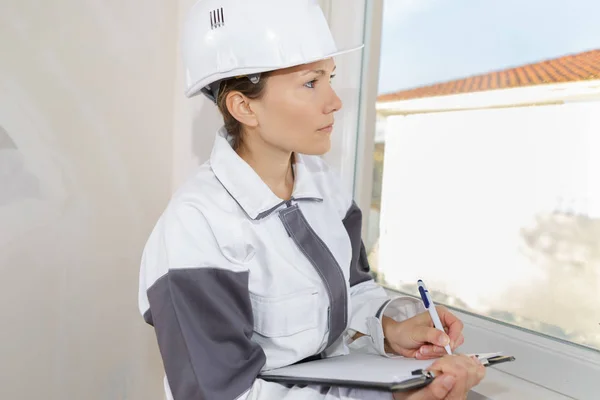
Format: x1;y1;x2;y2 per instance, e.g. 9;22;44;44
236;134;295;201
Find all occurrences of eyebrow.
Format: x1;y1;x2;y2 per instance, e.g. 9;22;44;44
302;66;337;76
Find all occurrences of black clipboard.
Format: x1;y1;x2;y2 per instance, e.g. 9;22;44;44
259;352;515;392
260;372;434;392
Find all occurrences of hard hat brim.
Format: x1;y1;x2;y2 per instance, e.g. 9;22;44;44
185;44;365;98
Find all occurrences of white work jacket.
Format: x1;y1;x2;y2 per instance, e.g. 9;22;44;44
138;127;426;400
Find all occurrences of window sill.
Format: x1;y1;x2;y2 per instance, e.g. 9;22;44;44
470;367;571;400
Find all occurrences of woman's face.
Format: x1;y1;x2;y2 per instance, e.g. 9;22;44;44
250;58;342;155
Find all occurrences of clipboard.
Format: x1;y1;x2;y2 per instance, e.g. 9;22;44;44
259;352;515;392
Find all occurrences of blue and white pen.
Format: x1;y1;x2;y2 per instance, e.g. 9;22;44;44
418;279;452;355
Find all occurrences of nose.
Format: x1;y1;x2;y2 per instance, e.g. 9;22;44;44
324;86;343;114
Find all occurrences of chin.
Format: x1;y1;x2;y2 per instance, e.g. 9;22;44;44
298;139;331;156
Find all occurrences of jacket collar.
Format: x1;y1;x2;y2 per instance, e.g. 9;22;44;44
210;127;324;220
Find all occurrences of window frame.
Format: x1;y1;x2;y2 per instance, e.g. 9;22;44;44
326;0;600;397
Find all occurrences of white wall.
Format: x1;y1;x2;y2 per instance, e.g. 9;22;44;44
170;0;223;191
0;1;176;399
0;1;367;399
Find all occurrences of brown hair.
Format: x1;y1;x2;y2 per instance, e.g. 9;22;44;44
216;74;270;149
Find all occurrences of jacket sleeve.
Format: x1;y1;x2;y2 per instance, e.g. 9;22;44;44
139;202;394;400
342;201;425;356
139;202;270;400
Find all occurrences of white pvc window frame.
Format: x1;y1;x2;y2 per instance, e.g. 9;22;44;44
322;0;600;398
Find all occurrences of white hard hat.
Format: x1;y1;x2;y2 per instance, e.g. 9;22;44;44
181;0;363;101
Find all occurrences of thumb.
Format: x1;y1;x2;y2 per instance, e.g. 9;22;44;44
412;325;450;347
415;374;456;399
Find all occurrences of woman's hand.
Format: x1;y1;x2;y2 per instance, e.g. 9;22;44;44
382;306;465;360
393;354;486;400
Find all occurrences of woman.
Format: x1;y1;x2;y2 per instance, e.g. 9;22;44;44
138;0;485;399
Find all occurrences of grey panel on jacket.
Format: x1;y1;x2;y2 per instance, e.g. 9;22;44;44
343;201;375;287
279;203;348;348
146;268;266;400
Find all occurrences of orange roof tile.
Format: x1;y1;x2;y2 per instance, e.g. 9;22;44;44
378;49;600;102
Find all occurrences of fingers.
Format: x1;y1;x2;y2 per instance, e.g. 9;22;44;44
427;354;486;393
386;308;465;358
453;334;465;350
411;325;450;349
416;344;450;360
437;306;464;348
445;372;468;400
424;374;457;399
399;374;455;400
473;356;486;382
446;356;485;400
416;334;463;359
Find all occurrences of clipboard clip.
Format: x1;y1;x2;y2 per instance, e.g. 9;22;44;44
410;355;516;377
411;368;436;378
481;355;516;366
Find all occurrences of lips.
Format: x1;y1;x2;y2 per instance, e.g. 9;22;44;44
318;123;334;131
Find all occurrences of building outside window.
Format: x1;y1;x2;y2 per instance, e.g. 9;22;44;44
366;0;600;352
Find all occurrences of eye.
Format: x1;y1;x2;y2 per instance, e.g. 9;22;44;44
304;74;336;89
304;79;317;89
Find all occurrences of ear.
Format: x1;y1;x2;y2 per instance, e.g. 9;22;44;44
226;92;258;128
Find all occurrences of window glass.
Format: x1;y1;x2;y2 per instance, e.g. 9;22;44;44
367;0;600;351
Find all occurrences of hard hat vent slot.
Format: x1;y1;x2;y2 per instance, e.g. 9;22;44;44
210;7;225;30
